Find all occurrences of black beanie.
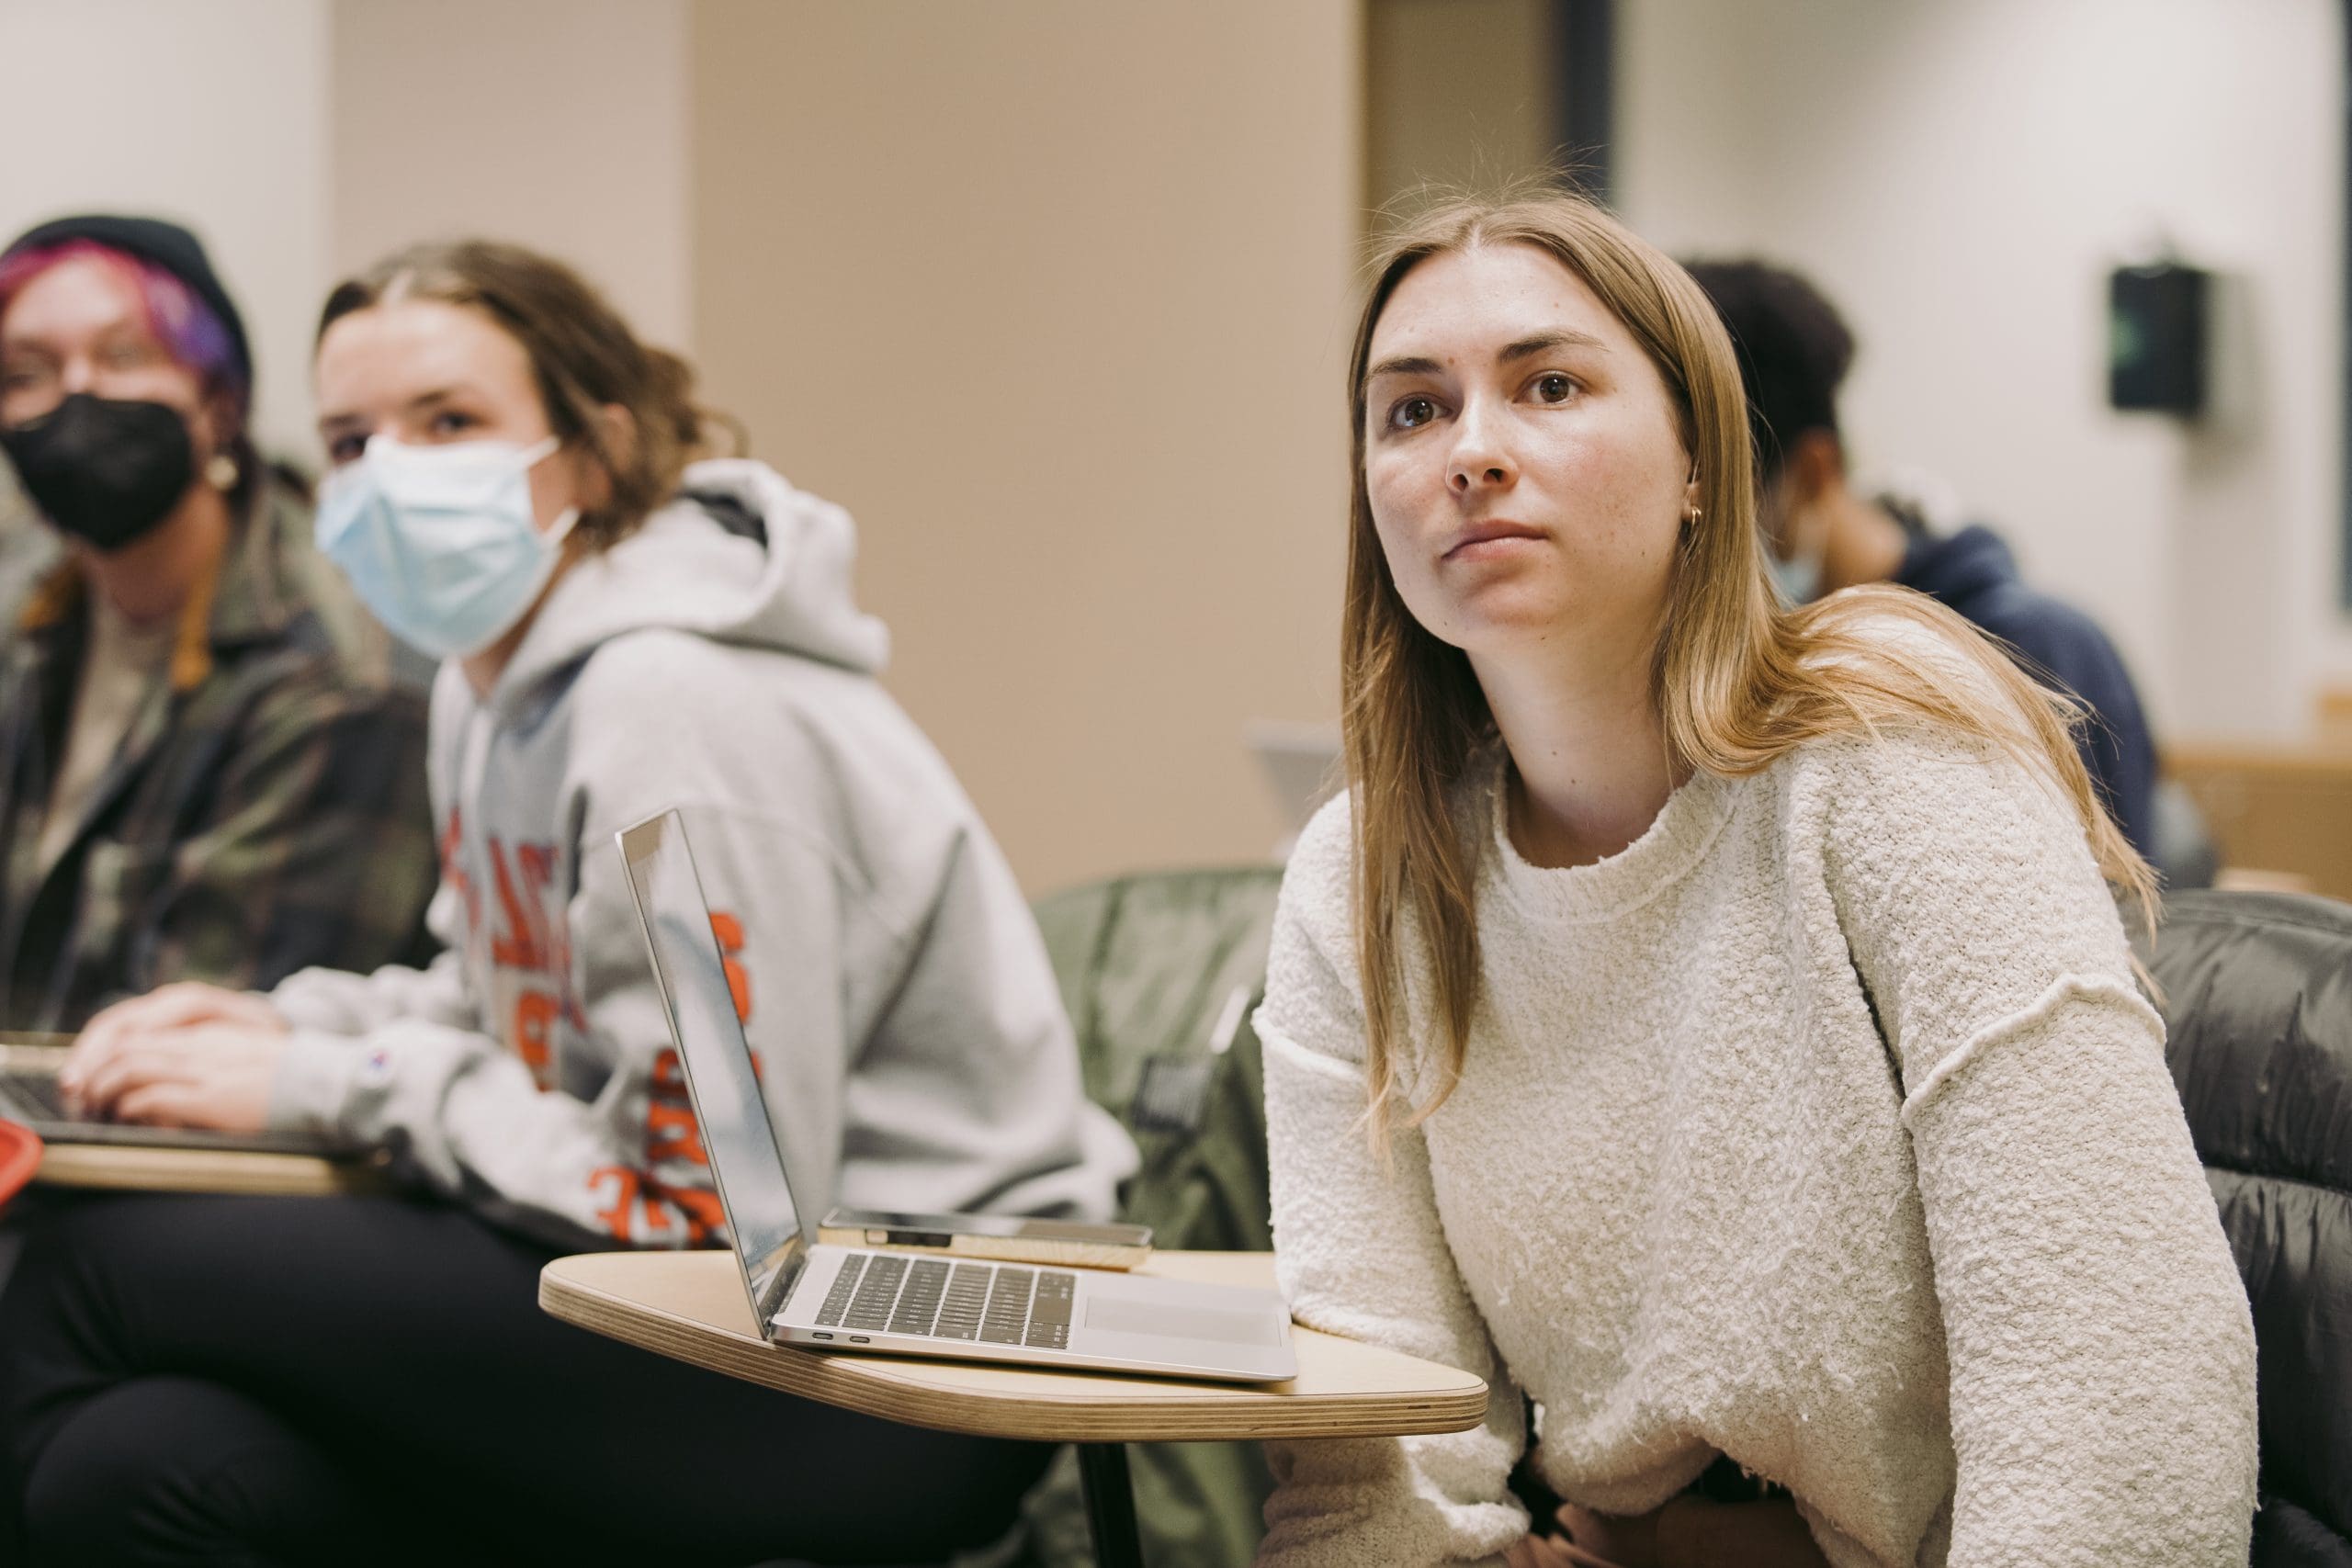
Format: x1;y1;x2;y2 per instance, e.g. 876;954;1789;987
2;214;254;393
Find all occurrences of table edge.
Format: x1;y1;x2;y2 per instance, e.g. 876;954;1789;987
539;1259;1488;1443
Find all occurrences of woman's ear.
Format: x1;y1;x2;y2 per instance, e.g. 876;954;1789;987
571;403;637;511
195;390;243;491
1786;430;1845;506
594;402;637;469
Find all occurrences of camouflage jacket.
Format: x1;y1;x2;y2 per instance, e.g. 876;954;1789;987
0;471;437;1030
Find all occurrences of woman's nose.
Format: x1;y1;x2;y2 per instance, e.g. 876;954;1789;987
1447;405;1515;493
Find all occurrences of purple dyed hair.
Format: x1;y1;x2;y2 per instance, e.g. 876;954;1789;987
0;239;250;434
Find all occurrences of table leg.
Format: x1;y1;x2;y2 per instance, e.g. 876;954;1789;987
1077;1440;1144;1568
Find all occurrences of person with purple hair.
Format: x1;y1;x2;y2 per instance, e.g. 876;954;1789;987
0;215;435;1029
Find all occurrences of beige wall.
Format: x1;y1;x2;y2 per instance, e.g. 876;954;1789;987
690;0;1361;892
330;0;693;349
0;0;696;462
0;0;333;457
1365;0;1556;213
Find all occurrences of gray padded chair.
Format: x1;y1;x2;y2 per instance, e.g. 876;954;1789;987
2140;890;2352;1564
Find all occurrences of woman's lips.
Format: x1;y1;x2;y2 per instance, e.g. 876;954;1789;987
1443;524;1547;561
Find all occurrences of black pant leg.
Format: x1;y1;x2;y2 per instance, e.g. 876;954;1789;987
22;1374;412;1568
0;1193;1052;1567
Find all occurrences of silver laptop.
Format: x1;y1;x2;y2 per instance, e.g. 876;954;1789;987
615;809;1298;1383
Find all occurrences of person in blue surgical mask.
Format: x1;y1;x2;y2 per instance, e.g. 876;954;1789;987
0;240;1134;1566
1682;259;2159;862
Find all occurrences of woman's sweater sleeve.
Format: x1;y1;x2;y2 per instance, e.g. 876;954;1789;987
1255;801;1530;1567
1819;729;2256;1566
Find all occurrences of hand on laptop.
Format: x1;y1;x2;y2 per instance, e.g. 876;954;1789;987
76;981;288;1051
59;983;289;1131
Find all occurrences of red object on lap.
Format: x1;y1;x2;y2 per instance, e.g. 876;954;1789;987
0;1119;40;1213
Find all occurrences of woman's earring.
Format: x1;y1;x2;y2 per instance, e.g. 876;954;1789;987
205;452;241;491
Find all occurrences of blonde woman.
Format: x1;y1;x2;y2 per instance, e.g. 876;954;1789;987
1255;193;2255;1568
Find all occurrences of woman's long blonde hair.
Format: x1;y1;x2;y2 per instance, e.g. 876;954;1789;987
1343;192;2155;1133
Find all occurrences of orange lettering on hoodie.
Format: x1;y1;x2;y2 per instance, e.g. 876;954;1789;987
488;837;545;970
646;1048;707;1166
710;910;752;1022
592;1167;640;1239
512;990;559;1085
588;1166;724;1246
517;842;565;973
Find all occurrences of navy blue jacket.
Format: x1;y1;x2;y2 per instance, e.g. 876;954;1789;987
1894;520;2157;860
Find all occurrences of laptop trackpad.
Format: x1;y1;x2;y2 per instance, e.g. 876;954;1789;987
1084;1296;1281;1347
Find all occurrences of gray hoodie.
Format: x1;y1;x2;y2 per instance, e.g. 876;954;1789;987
268;458;1135;1247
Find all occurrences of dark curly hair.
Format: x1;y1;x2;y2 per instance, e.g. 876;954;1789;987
1682;258;1855;487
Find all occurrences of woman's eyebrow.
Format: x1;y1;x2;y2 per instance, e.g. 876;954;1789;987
317;385;476;435
1498;329;1607;364
1366;353;1443;382
1368;330;1611;384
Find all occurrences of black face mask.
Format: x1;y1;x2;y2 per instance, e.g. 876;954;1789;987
0;393;196;552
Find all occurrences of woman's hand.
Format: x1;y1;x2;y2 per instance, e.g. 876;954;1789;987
1521;1495;1829;1568
1501;1503;1665;1568
70;981;288;1066
1655;1496;1830;1568
1506;1529;1623;1568
1555;1504;1661;1568
60;992;291;1134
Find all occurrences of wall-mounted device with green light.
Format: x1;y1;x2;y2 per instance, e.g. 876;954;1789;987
2109;260;2210;417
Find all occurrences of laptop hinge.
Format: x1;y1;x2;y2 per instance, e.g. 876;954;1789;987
754;1240;806;1331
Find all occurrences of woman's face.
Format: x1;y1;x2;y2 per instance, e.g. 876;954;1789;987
313;298;587;531
0;253;217;450
1362;243;1693;662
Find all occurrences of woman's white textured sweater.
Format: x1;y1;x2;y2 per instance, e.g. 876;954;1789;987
1255;728;2256;1567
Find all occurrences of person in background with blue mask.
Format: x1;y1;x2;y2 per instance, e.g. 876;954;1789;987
1683;259;2159;860
0;215;434;1030
0;239;1135;1566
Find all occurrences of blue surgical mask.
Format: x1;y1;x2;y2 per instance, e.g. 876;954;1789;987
315;434;580;659
1769;545;1824;606
1768;511;1829;606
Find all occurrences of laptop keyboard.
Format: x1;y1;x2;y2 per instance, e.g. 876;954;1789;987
813;1253;1075;1351
2;1072;65;1120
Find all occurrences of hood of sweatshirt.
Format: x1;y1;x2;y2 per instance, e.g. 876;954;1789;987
1892;518;2026;622
487;457;889;719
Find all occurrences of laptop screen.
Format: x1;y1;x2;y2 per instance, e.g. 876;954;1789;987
616;810;809;1322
